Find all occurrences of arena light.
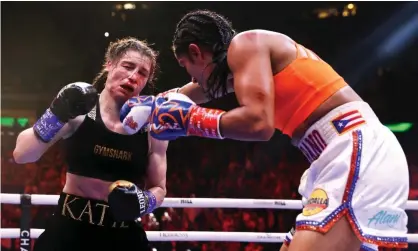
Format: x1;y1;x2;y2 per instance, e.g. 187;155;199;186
1;117;14;127
0;117;29;127
314;8;338;19
317;11;330;19
342;10;349;17
385;122;413;132
123;3;136;10
16;118;29;127
115;4;123;11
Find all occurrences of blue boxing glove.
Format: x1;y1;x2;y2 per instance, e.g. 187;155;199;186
149;92;226;140
120;95;155;134
108;180;157;221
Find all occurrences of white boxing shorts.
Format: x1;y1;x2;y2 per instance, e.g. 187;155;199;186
283;172;379;251
292;101;409;249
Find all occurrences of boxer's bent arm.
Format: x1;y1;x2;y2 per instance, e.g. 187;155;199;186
219;32;275;141
144;134;169;207
13;116;81;164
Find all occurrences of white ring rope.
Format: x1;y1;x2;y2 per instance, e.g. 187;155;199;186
1;193;418;243
2;193;418;209
0;193;302;209
2;229;418;243
1;229;286;242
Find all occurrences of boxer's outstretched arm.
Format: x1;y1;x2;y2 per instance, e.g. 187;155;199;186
149;33;274;141
219;32;275;141
144;134;169;207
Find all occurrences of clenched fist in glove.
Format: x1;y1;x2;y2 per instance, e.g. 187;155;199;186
119;95;155;134
33;82;98;143
108;180;157;221
149;92;226;140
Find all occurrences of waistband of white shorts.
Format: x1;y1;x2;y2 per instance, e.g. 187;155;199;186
294;101;380;163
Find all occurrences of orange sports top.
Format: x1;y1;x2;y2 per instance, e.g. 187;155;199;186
273;43;348;137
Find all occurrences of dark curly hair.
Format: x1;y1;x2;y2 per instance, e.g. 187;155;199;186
172;10;236;99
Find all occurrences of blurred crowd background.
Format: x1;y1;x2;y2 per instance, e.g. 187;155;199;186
2;1;418;251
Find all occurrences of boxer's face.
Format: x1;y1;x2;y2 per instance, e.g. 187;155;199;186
175;44;214;89
105;50;151;101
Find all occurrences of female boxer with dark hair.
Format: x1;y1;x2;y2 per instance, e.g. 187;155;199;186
147;10;408;251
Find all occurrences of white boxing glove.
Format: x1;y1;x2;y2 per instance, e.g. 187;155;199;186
120;96;155;135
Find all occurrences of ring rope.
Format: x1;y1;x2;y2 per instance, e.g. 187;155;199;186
1;193;418;243
2;193;418;209
2;229;418;242
2;229;286;241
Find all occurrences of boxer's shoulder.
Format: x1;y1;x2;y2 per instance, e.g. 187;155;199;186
227;30;279;71
228;30;268;56
229;30;289;51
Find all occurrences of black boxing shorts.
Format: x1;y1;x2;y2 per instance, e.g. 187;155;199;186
33;192;149;251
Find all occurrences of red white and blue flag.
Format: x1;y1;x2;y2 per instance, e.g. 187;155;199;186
331;110;365;134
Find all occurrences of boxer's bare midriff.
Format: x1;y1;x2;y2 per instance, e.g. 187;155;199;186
291;86;363;145
63;173;113;201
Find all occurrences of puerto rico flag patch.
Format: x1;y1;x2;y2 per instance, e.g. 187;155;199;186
331;110;366;134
